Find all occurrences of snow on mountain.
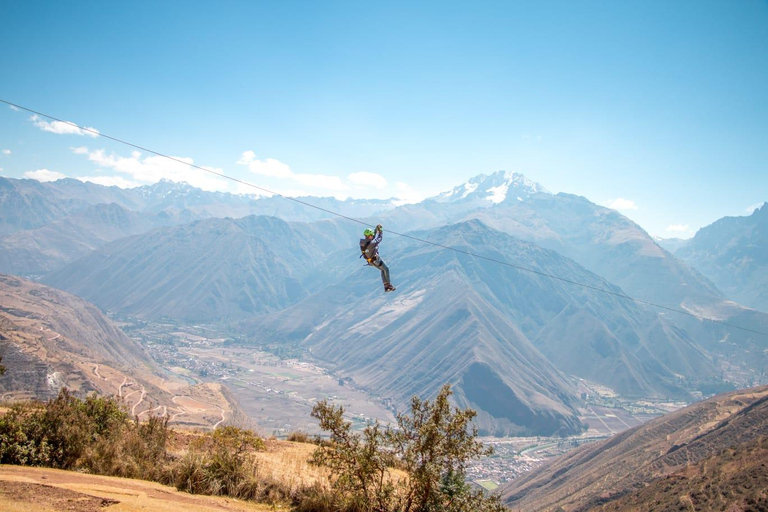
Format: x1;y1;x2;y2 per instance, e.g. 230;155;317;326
432;171;549;204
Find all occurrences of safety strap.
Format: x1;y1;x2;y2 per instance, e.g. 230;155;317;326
360;239;373;263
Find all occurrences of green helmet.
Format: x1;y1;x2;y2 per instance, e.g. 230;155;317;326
364;228;374;236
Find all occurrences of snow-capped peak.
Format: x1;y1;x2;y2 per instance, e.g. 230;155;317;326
432;171;549;204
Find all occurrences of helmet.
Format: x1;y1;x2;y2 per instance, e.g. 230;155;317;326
364;228;374;236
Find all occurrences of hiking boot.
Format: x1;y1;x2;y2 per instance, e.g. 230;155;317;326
384;283;396;293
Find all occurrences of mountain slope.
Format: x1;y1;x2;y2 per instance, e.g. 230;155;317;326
0;203;184;276
248;264;584;437
42;215;329;322
501;385;768;512
592;436;768;511
675;202;768;312
0;274;254;430
245;221;716;435
0;273;153;401
465;192;724;308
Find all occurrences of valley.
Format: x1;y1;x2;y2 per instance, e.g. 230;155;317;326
120;316;694;489
121;317;396;436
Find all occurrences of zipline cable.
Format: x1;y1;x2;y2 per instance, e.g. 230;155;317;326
3;98;767;338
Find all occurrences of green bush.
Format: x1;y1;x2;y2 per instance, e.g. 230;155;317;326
0;388;171;480
0;389;127;468
308;384;508;512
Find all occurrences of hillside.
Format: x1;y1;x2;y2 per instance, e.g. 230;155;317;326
675;202;768;313
0;203;185;276
0;274;253;430
501;385;768;511
592;435;768;511
43;216;322;322
245;221;717;436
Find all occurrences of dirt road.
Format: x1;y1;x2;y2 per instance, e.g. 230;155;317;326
0;465;278;512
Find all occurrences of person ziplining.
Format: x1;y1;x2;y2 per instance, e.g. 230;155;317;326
360;224;396;293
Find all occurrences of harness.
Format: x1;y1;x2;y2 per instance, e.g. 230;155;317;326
360;240;377;265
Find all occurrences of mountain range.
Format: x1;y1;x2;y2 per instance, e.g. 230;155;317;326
1;172;766;435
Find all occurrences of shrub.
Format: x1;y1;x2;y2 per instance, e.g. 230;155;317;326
309;384;507;512
0;389;128;469
80;415;170;480
167;426;268;499
287;430;312;443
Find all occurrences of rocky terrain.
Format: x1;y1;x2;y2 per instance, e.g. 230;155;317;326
501;385;768;511
0;274;253;430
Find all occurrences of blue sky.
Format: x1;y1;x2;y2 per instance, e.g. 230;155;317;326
1;0;766;238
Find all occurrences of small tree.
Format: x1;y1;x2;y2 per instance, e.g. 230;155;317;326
309;400;395;511
310;384;507;512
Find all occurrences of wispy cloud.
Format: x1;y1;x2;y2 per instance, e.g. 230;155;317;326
31;114;100;137
745;202;765;214
666;224;690;233
9;105;19;111
237;151;350;196
23;169;66;182
606;198;638;211
72;147;229;191
2;149;10;155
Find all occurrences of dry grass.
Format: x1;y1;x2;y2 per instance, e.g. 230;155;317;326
254;439;330;492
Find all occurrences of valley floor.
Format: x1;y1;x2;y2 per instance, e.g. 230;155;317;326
121;318;693;490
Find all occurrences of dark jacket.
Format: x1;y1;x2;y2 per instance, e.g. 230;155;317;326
360;231;382;261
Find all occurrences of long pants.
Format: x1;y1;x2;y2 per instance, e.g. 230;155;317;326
371;258;391;285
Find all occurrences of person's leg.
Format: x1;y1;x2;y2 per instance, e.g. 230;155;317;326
377;259;391;285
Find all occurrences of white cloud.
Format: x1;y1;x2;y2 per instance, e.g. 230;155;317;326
73;148;229;191
745;202;765;214
70;146;89;155
666;224;690;233
23;169;66;182
237;152;293;178
606;198;638;211
78;175;141;188
237;151;351;197
236;151;436;202
9;105;19;111
348;171;388;189
2;149;10;155
30;114;100;138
